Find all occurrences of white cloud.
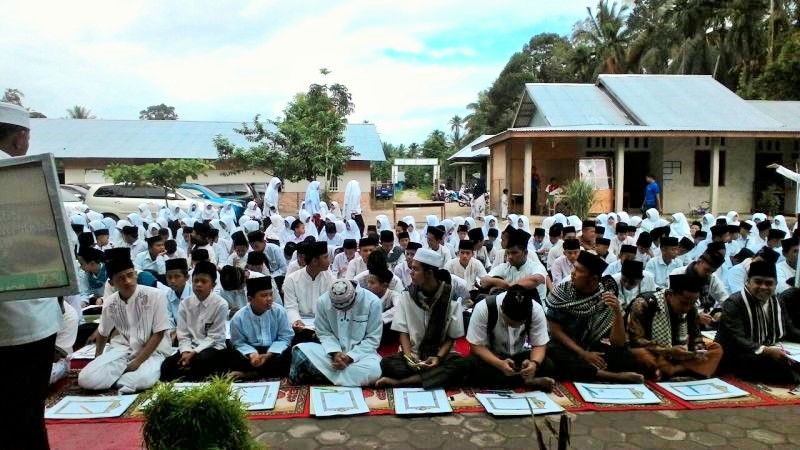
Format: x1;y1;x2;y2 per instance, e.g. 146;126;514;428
0;0;595;144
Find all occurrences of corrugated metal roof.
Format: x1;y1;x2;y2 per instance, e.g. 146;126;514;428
27;119;385;162
748;101;800;128
448;134;493;161
525;84;634;127
597;75;785;130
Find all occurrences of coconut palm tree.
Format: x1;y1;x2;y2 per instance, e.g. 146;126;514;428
66;105;95;119
449;115;464;149
573;0;631;77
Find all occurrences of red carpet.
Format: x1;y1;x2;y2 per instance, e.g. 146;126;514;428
48;422;142;450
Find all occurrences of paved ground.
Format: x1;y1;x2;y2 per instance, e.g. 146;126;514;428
250;406;800;449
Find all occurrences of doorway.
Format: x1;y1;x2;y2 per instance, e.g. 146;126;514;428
624;152;650;210
754;153;785;213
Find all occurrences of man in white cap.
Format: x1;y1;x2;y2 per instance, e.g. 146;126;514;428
0;102;64;449
289;280;383;386
376;249;468;388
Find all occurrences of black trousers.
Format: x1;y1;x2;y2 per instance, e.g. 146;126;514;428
229;346;292;378
0;334;56;450
547;341;639;381
721;353;800;385
464;353;555;388
380;323;398;346
160;347;231;382
380;353;469;389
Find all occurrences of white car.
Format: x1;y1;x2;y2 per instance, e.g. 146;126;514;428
85;184;219;220
61;188;86;215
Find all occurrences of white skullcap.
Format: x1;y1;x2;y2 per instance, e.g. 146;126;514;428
413;248;444;268
0;102;30;129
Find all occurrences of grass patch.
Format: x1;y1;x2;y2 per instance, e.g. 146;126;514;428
413;185;434;201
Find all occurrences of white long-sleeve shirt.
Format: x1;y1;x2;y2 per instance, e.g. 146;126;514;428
444;257;487;287
177;293;228;354
550;255;574;285
282;268;335;323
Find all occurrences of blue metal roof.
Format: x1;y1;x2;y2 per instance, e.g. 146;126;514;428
448;134;493;161
524;84;634;127
597;75;784;130
748;101;800;129
27;119;384;162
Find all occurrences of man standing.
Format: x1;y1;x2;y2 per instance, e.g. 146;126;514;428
643;174;661;213
0;102;64;449
531;166;540;215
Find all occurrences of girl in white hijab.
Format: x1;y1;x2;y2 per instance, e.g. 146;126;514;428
87;211;104;223
146;222;161;239
304;181;322;216
202;204;217;221
113;219;133;248
616;211;630;225
752;213;767;223
102;217;119;245
567;215;582;231
138;203;154;221
670;212;692;239
726;211;740;225
641;208;661;232
243;201;262;220
507;214;519;229
241;220;260;235
319;202;329;220
126;213;147;240
402;215;420;243
421;215;439;242
266;214;286;243
773;215;790;234
299;210;318;239
701;213;715;233
376;215;391;233
283;216;296;243
330;201;343;219
482;215;500;238
518;216;532;233
156;217;173;239
345;219;361;240
188;202;202;219
264;177;282;215
343;180;362;220
465;217;477;230
552;213;568;228
171;205;188;221
540;216;555;237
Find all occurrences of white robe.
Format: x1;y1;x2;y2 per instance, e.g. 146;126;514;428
282;268;335;323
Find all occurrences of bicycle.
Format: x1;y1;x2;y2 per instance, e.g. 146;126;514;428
688;200;711;218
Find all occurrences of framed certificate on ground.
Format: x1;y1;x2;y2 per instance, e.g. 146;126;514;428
310;386;369;417
46;395;138;419
393;388;452;415
476;391;564;416
235;381;280;411
657;378;748;401
574;383;661;405
0;153;78;301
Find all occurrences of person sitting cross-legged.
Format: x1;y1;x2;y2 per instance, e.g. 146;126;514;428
464;285;555;391
545;251;644;383
627;274;723;380
290;280;383;386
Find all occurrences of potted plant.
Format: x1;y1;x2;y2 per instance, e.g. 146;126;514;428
563;178;596;219
141;376;261;450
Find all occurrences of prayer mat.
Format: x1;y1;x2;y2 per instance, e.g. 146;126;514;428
739;380;800;405
562;381;683;412
654;377;774;410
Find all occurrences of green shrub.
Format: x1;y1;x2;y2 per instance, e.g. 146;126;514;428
563;178;596;220
141;376;261;450
756;184;783;216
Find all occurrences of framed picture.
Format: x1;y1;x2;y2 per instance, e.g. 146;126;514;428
0;153;78;301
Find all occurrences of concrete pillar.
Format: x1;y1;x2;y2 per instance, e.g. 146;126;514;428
710;138;721;216
487;154;494;214
614;140;625;212
461;165;467;187
523;140;533;216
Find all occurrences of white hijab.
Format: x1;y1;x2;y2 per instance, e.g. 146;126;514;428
773;215;790;234
343;180;362;219
641;208;661;232
264;177;282;213
670;212;691;239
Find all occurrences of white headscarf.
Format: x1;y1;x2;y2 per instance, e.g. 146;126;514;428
421;215;439;240
171;205;188;221
243;201;262;220
641;208;661;232
541;216;555;237
402;215;420;243
202;204;217;221
264;177;282;214
482;215;499;238
266;214;286;243
670;212;691;239
345;219;361;240
507;214;519;229
773;215;790;234
330;201;343;219
299;210;318;238
552;213;568;228
752;213;767;223
726;211;740;225
465;217;477;230
319;202;329;220
138;203;153;221
617;211;631;225
567;215;582;231
188;202;202;219
518;216;532;233
86;211;104;223
343;180;362;219
701;213;715;233
376;215;391;233
304;181;321;215
242;220;260;234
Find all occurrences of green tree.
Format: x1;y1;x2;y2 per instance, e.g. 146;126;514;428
573;0;631;77
105;159;215;205
140;104;178;120
66;105;95;119
449;115;464;149
2;88;23;106
749;31;800;99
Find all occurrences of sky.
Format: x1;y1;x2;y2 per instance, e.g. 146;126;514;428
1;0;596;146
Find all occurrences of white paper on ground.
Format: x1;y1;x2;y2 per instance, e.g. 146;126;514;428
45;395;138;419
393;388;452;415
71;344;108;360
235;381;281;411
657;378;748;401
574;383;661;405
310;386;369;416
476;391;564;416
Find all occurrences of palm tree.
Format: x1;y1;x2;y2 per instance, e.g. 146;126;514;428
66;105;95;119
573;0;631;77
449;115;463;149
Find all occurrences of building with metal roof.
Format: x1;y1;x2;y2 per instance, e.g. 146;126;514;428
479;75;800;216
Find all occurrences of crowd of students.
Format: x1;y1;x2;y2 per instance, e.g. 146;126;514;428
55;202;800;395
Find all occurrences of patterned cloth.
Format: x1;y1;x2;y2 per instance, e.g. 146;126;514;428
650;290;688;348
545;276;619;346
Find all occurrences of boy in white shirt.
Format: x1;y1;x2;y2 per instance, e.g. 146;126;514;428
444;240;487;287
551;238;581;285
78;248;172;393
332;239;357;278
160;261;229;381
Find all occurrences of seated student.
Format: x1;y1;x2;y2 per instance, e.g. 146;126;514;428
613;260;657;308
634;232;654;265
190;222;217;266
492;224;514;267
628;274;723;380
394;242;422;290
247;230;288;282
134;235;167;278
397;231;411;251
669;249;729;330
345;237;377;279
645;237;683;288
245;251;269;276
160;261;229;381
51;298;79;385
225;231;250;270
444;240;488;287
426;225;455;263
676;237;696;266
468;228;490;270
190;248;211;270
780;287;800;329
578;219;597;252
164;258;193;332
285;242;306;276
353;250;404;292
777;236;799;294
208;228;227;267
725;247;776;294
481;229;548;302
365;259;402;345
545;251;644;383
464;285;555;390
378;230;404;269
94;228;113;252
290;280;383;386
77;246;108;306
547;226;577;269
537;223;561;259
531;227;546;253
550;238;581;285
219;265;279;317
164;239;186;261
78;248;173;393
283;241;335;343
121;225;147;258
595;237;618;265
609;223;634;257
288;219;306;244
332;238;358;279
377;249;467;388
229;276;294;380
715;260;800;384
486;227;500;260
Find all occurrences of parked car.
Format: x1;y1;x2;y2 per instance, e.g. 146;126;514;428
61;188;86;214
61;184;89;201
204;182;263;208
180;183;245;218
85;184;218;220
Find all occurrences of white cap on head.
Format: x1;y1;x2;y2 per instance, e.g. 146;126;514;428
413;248;444;268
0;102;30;129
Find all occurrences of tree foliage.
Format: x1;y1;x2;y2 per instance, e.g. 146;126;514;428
105;159;215;205
2;88;47;117
65;105;95;119
216;69;356;194
140;103;178;120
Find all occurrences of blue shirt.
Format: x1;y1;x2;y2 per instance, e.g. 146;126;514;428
162;283;193;328
230;303;294;356
645;181;660;206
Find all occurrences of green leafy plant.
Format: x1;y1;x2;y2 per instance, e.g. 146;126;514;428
563;178;596;219
142;376;261;450
756;184;783;216
105;159;214;206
